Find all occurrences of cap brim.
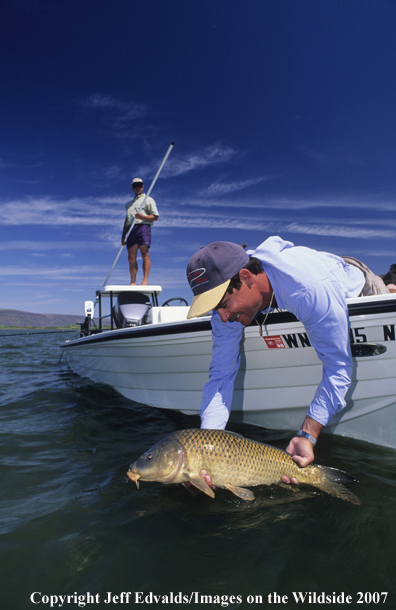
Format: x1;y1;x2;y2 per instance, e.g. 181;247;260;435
187;280;230;319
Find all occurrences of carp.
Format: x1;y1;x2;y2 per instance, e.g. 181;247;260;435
127;428;360;505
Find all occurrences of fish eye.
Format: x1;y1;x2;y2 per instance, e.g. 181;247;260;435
145;452;153;460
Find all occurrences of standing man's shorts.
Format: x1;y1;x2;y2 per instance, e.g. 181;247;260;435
126;224;152;249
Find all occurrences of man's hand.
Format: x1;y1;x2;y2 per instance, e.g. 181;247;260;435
184;470;216;490
121;237;126;246
281;437;315;484
199;470;216;489
282;415;323;484
286;436;315;467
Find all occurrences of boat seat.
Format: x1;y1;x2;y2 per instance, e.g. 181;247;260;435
148;307;189;325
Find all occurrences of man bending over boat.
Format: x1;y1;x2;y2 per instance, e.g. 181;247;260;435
121;178;159;285
186;238;390;483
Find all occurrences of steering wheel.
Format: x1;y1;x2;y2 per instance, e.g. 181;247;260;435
162;297;189;307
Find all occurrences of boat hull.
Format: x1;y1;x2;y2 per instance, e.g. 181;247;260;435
64;295;396;449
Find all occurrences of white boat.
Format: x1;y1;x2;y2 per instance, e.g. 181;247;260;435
63;284;396;449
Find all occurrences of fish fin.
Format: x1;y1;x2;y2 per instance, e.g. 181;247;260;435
318;465;359;484
278;483;299;493
224;484;255;501
184;474;215;498
182;482;201;497
316;480;361;505
316;466;361;505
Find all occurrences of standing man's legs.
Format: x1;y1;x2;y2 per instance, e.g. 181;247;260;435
126;225;152;285
140;245;151;285
127;243;139;285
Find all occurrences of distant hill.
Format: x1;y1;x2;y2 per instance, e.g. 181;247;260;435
0;308;90;328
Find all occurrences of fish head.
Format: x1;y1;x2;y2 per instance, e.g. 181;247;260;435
127;437;184;488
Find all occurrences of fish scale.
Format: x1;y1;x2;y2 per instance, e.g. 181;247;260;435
127;428;361;504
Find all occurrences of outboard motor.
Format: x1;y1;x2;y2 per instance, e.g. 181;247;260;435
80;300;94;336
112;292;151;328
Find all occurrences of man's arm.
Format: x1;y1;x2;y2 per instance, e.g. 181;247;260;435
135;213;158;222
121;218;129;245
192;311;243;489
285;280;352;474
138;197;159;223
200;310;244;429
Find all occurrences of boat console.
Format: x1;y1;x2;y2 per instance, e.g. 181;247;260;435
79;285;189;336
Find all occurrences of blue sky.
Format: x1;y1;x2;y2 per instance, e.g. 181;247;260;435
1;0;396;314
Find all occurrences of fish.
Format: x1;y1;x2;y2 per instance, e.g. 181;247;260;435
127;428;360;505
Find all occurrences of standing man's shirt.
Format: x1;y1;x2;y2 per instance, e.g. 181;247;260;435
125;194;159;226
200;236;365;430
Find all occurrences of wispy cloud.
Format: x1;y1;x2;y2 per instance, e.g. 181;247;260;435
158;191;396;212
0;240;98;251
81;94;122;110
0;264;108;280
157;214;396;240
283;222;396;239
0;157;44;170
248;195;396;212
203;176;268;196
80;93;148;129
138;143;238;179
1;192;396;243
297;146;365;167
0;195;127;226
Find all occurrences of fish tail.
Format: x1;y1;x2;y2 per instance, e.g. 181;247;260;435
315;466;361;505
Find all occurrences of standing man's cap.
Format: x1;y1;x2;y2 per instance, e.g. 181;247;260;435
186;241;249;319
131;177;144;185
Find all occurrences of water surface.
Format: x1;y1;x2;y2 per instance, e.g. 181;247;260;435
0;330;395;609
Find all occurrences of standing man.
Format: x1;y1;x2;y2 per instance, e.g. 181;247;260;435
121;178;159;285
186;237;389;482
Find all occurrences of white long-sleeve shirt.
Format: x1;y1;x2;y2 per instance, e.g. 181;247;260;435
200;236;365;429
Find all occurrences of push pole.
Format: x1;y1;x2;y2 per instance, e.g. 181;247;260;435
101;141;174;289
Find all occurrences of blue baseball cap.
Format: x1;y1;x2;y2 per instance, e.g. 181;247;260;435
186;241;249;318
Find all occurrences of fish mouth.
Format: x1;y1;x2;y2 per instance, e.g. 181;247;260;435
127;468;141;489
